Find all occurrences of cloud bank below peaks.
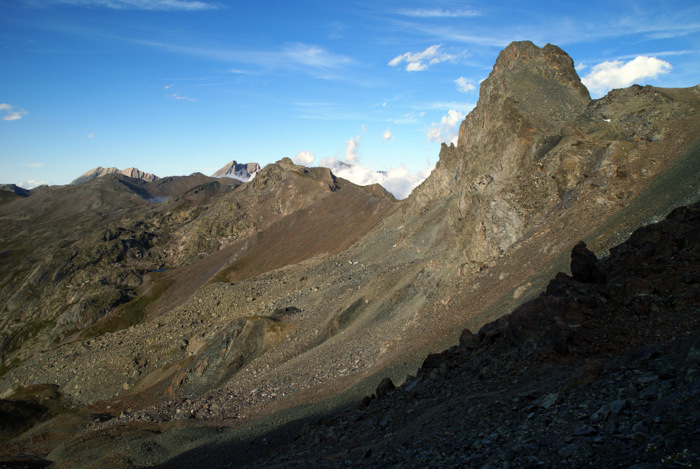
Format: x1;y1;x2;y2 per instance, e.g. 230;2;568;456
293;139;433;200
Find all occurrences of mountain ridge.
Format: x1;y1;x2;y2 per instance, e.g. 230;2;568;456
70;166;161;185
0;41;698;467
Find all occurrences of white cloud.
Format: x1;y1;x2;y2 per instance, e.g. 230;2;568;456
455;77;475;93
87;133;94;138
388;45;455;72
399;8;480;18
345;134;361;164
427;109;464;145
24;162;45;168
18;180;47;189
293;150;315;165
321;158;432;200
47;0;217;10
382;129;393;141
581;56;672;97
1;103;28;121
316;131;433;199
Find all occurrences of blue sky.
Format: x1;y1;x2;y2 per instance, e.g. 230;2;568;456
1;0;699;198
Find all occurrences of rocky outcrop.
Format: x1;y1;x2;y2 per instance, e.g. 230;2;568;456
71;166;160;185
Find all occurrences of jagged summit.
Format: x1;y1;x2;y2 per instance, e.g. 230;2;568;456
71;166;159;185
465;40;590;142
212;160;261;181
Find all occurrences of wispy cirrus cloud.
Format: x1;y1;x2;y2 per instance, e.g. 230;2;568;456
399;8;481;18
166;92;196;101
139;40;353;78
0;103;28;121
432;101;475;111
164;84;196;101
582;56;672;97
35;0;218;10
388;110;426;125
388;44;456;71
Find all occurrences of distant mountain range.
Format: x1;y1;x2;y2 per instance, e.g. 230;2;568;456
69;161;262;186
71;166;160;185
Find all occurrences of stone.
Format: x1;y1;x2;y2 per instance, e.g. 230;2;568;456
570;241;605;284
537;393;558;409
376;378;395;399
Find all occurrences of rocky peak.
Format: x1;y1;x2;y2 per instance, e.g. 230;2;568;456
212;160;261;181
413;42;591;206
408;40;697;275
470;41;589;133
250;158;339;192
458;41;589;153
120;167;159;183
